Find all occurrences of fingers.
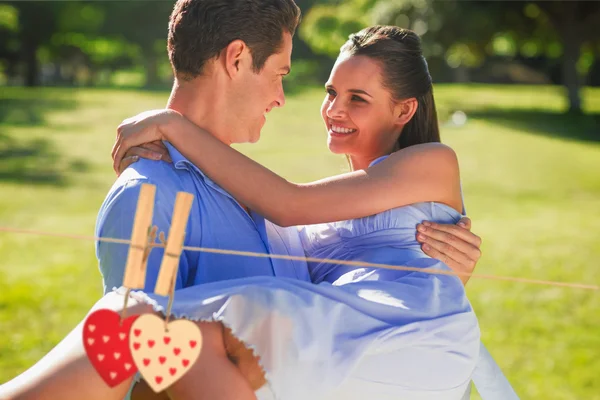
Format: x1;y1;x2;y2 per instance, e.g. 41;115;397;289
127;145;164;162
116;145;170;175
418;220;482;248
113;129;137;173
419;238;474;285
112;109;182;172
112;121;162;172
140;141;172;163
416;224;482;262
118;155;139;176
457;216;472;230
112;132;142;174
416;219;482;286
418;233;476;270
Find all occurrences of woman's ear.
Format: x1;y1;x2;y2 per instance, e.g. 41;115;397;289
223;40;248;79
395;98;418;126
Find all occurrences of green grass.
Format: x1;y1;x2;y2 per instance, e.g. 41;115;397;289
1;84;599;399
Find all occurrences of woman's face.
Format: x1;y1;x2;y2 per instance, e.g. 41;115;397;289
320;54;402;163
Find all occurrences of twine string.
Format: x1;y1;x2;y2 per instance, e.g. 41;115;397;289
0;226;598;291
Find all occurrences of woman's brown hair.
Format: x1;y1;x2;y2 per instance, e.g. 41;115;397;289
340;25;440;150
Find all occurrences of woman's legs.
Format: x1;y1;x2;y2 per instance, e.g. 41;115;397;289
130;326;263;400
223;327;267;391
0;292;259;400
165;323;257;400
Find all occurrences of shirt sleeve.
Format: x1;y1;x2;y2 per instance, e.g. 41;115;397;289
95;178;193;295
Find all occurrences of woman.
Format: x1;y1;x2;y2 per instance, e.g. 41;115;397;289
112;25;507;400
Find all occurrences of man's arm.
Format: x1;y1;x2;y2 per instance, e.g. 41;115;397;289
416;217;482;285
95;177;194;294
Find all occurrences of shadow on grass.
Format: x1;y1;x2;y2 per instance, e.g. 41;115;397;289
466;108;600;144
0;134;91;186
0;95;89;186
0;97;77;127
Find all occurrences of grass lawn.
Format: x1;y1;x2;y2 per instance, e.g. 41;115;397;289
0;84;599;399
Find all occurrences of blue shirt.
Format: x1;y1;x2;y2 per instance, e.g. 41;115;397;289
95;143;309;295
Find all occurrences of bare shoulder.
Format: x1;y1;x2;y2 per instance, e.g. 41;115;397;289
382;143;458;172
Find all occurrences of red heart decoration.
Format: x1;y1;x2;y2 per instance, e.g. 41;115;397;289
164;337;171;345
156;376;163;384
83;309;139;387
182;359;190;367
173;348;181;356
169;368;177;376
189;340;197;349
159;356;167;365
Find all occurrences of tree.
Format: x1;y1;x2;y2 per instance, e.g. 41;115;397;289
0;3;19;81
301;0;600;114
99;1;175;87
6;1;67;86
529;1;600;113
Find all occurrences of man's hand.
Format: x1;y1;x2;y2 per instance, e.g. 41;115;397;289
416;217;482;285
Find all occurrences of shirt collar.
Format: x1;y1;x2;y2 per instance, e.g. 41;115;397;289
165;141;235;200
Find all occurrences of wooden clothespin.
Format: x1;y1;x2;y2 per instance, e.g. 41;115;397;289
122;183;157;290
154;191;194;297
84;185;198;390
128;191;199;391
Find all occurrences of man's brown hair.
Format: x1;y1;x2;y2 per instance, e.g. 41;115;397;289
168;0;301;80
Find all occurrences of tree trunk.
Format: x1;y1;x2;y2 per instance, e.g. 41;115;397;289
555;4;583;114
537;0;585;114
143;47;160;88
587;52;600;87
23;39;39;87
561;29;583;114
454;65;470;83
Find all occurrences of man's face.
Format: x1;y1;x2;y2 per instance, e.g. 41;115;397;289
230;31;293;144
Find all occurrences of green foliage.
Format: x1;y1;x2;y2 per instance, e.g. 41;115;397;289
300;0;370;57
57;2;105;34
0;4;18;31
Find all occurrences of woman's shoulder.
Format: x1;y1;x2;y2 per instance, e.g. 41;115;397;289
384;142;458;170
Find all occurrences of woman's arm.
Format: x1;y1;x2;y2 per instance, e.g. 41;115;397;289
114;111;462;227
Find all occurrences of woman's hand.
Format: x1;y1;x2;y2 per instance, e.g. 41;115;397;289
416;217;482;285
117;141;172;175
112;109;182;174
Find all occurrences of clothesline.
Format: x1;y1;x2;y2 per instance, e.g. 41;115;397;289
0;225;598;291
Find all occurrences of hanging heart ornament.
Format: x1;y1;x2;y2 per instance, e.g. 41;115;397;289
83;309;140;386
129;314;202;392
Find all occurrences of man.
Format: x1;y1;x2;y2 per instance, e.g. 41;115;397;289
0;1;482;399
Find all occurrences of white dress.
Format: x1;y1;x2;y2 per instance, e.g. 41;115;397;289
130;201;483;399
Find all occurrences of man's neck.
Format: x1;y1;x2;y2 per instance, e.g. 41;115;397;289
165;77;234;145
164;77;253;216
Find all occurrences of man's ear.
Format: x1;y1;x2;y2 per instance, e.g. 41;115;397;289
395;98;418;126
223;40;249;79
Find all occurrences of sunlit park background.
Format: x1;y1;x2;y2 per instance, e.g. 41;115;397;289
0;0;599;398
